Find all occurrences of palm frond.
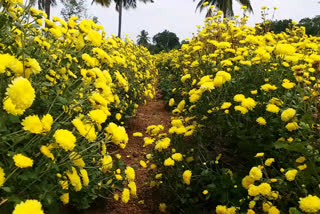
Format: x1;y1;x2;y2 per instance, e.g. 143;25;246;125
195;0;253;18
92;0;111;7
235;0;253;12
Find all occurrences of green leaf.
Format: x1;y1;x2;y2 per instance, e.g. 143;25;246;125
57;96;68;105
2;187;12;192
11;134;30;144
207;183;216;191
274;142;306;153
289;207;303;214
7;115;20;124
301;113;313;125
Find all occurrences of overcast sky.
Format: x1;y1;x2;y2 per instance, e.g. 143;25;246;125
51;0;320;43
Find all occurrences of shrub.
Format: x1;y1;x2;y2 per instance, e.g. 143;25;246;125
0;1;156;213
153;6;320;213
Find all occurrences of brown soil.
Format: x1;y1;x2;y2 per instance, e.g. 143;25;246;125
85;90;171;214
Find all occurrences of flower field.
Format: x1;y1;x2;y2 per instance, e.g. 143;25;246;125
153;6;320;214
1;1;320;214
0;0;156;213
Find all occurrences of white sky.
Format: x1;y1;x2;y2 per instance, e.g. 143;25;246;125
51;0;320;43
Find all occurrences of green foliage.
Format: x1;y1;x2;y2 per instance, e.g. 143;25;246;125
0;1;156;213
268;16;320;36
149;30;181;54
61;0;88;21
299;16;320;36
136;30;150;47
269;19;293;34
153;8;320;213
194;0;253;17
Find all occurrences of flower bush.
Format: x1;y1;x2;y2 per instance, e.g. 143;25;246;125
0;0;156;213
153;5;320;213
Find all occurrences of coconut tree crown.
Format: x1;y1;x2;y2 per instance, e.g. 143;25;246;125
194;0;253;17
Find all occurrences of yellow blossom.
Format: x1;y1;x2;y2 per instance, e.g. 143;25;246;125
121;188;130;203
164;157;175;166
266;104;280;113
285;169;298;181
125;166;135;182
256;117;267;125
159;203;167;212
12;200;44;214
182;170;192;185
286;122;299;132
3;77;35;115
13;154;33;168
53;129;76;151
265;158;275;166
60;193;69;205
281;108;296;122
249;167;262;181
299;195;320;213
0;167;5;188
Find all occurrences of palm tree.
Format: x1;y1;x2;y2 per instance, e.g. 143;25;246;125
137;30;150;46
194;0;253;17
92;0;154;38
30;0;58;19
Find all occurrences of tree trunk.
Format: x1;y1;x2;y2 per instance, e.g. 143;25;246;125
118;0;122;38
45;0;51;19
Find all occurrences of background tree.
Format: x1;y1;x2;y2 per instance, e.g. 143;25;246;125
267;16;320;36
93;0;154;38
194;0;253;17
268;19;292;34
61;0;88;21
30;0;58;19
137;30;150;46
149;30;180;54
299;16;320;36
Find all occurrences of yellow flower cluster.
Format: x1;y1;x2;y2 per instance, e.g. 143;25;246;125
0;167;5;187
0;1;157;212
299;195;320;213
13;154;33;168
3;77;35;115
153;6;320;213
12;200;44;214
21;114;53;134
182;170;192;185
53;129;77;151
105;122;129;149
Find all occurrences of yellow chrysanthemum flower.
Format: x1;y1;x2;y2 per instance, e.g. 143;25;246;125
164;157;175;166
12;200;44;214
285;169;298;181
80;169;89;186
40;145;55;160
249;167;262;181
60;193;69;205
88;109;107;124
299;195;320;213
172;153;183;161
53;129;76;151
159;203;167;212
3;77;35;115
0;167;5;187
281;108;296;122
21;115;42;134
66;167;82;192
182;170;192;185
121;188;130;203
13;154;33;168
256;117;267;125
125;166;135;182
128;181;137;197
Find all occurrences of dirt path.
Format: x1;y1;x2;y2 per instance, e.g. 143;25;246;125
86;90;171;214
